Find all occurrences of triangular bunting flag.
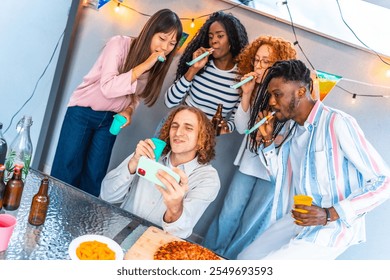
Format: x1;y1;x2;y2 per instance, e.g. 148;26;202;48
310;71;320;100
98;0;111;9
83;0;111;10
316;70;342;101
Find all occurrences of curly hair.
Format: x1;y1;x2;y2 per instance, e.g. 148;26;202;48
175;11;248;80
158;106;216;164
237;35;297;77
235;36;297;153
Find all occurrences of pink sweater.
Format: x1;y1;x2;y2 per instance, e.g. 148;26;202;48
68;35;148;113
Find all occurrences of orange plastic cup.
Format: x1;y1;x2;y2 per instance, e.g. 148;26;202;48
293;195;313;213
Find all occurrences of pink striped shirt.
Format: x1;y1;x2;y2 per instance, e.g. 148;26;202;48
260;100;390;247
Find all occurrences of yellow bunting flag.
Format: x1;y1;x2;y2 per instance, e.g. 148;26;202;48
316;70;342;101
310;71;320;100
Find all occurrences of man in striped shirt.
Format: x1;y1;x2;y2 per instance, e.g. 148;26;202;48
238;60;390;259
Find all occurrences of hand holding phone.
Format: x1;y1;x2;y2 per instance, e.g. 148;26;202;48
136;156;180;188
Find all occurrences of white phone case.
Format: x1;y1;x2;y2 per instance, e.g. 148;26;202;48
136;156;180;188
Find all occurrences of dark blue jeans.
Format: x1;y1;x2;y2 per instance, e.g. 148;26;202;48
51;106;116;197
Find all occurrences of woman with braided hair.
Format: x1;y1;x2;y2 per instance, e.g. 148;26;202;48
204;36;296;259
164;11;249;134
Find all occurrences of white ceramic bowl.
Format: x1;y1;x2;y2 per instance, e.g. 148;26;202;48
68;234;124;260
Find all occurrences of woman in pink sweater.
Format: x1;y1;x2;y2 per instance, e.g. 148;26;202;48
51;9;182;196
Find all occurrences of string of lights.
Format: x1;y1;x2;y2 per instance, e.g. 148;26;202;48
88;0;390;100
283;1;316;71
279;1;390;100
111;0;243;27
335;0;390;67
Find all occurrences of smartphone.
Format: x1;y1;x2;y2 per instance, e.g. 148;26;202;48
136;156;180;188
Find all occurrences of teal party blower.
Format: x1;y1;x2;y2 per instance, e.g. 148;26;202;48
186;50;212;66
244;111;276;135
230;75;254;89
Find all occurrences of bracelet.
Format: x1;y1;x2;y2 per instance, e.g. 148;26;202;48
324;208;331;226
262;138;274;144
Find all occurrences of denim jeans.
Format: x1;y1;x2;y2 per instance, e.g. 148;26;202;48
203;169;274;259
51;106;116;197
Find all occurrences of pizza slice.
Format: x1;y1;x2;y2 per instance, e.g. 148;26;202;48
154;241;190;260
154;240;220;260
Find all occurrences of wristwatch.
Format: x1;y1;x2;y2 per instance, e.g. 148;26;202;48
324;208;331;225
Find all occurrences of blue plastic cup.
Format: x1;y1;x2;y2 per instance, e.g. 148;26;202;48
109;114;127;135
151;138;166;161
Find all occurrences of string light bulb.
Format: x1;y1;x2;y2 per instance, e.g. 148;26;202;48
115;2;121;13
190;18;195;28
352;93;357;104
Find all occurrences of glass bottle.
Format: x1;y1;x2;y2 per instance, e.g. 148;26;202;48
28;177;50;226
211;104;223;136
0;164;6;210
3;164;24;211
4;115;33;182
0;122;7;165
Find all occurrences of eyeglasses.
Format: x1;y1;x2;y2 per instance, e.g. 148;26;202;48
251;58;274;69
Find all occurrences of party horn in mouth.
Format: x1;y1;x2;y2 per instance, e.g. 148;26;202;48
244;111;275;135
186;51;211;66
230;76;254;89
158;56;165;62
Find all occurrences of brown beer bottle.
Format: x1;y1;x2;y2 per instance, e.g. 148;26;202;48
3;165;24;211
0;164;6;210
211;104;223;136
28;177;50;226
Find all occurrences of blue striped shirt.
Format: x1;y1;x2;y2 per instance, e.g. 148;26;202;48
260;101;390;247
164;60;241;132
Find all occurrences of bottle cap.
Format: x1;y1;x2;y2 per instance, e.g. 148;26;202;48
14;164;24;172
23;115;33;126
